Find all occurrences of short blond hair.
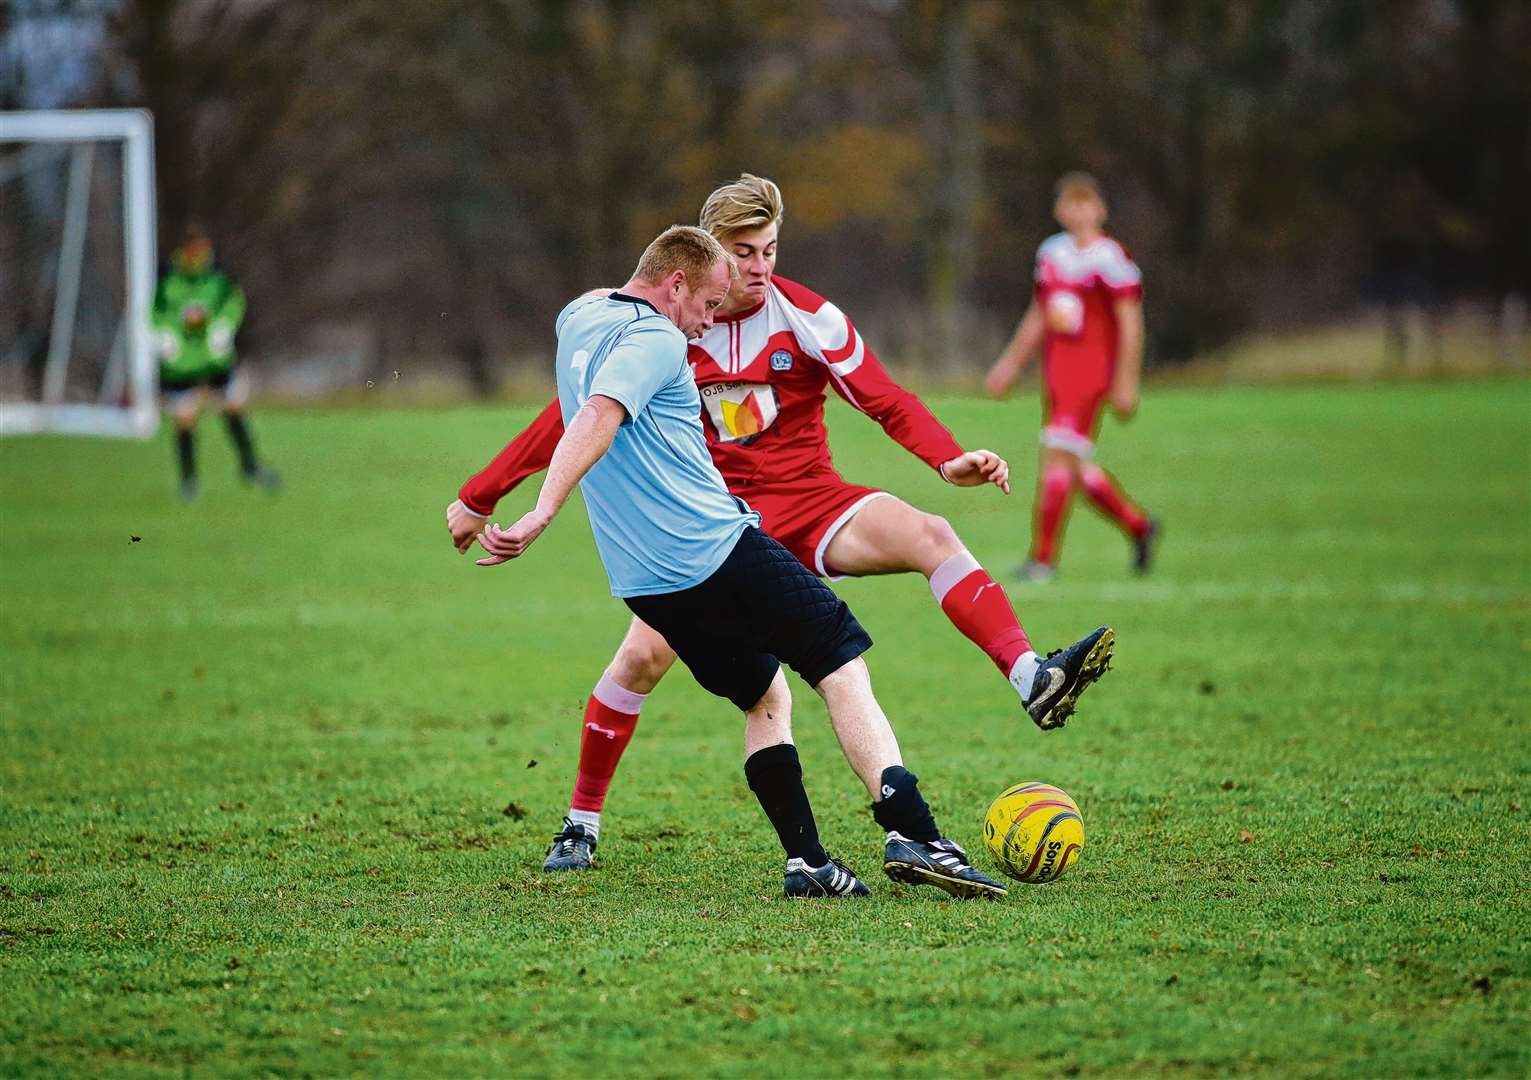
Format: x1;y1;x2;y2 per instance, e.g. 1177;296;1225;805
699;173;784;240
1055;171;1105;205
633;225;737;290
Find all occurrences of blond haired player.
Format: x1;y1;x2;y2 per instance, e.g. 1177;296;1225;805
448;177;1114;877
986;172;1158;580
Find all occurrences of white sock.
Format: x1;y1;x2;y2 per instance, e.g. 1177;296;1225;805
568;808;601;840
1008;651;1040;700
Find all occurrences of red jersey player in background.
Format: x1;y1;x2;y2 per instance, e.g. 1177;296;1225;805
447;174;1113;873
985;172;1159;582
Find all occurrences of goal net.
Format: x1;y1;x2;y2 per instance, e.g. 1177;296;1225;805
0;109;158;437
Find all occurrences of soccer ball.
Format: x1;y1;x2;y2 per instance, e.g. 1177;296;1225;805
982;781;1085;883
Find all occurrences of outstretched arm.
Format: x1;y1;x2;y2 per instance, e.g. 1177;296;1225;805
985;303;1043;397
447;397;565;553
474;395;626;565
828;345;1008;493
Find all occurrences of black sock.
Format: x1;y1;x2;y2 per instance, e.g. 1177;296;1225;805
223;412;259;475
871;765;940;843
744;744;827;866
175;427;196;483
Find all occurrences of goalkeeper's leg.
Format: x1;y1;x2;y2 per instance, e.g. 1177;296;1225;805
214;369;279;490
164;384;201;500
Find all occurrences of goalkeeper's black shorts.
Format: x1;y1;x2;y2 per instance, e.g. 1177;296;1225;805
159;367;235;393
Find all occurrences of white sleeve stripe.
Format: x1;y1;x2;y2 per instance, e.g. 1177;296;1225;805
826;337;865;377
1097;242;1141;286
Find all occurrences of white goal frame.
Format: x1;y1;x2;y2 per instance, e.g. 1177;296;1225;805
0;109;158;438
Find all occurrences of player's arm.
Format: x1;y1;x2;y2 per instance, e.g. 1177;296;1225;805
447;397;565;552
150;277;181;360
214;278;247;330
1109;296;1144;419
831;345;1009;494
474;395;625;565
208;278;246;359
985;303;1044;398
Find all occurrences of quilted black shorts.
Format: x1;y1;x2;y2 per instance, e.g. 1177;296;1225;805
624;527;872;711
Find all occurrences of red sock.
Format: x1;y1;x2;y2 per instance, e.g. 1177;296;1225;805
1031;462;1074;565
930;550;1033;675
1079;463;1149;538
569;674;644;813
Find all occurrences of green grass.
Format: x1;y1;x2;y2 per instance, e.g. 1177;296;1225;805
2;381;1528;1078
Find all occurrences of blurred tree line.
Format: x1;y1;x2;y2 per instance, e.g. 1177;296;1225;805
8;0;1529;386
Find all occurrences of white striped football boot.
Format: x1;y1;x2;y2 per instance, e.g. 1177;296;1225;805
783;852;871;898
883;832;1007;899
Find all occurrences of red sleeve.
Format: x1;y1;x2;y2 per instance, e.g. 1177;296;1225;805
457;397;564;515
826;341;964;474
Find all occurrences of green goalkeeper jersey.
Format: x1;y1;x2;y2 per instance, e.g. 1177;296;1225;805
152;266;247;381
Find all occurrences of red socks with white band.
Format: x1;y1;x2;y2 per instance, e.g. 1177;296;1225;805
929;550;1040;700
567;672;646;838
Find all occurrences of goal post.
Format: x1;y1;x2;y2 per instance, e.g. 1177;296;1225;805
0;109;158;438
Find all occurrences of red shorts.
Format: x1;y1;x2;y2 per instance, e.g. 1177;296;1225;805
735;471;889;578
1041;381;1106;458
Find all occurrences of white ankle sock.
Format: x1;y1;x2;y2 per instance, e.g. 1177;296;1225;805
568;808;601;839
1008;651;1040;699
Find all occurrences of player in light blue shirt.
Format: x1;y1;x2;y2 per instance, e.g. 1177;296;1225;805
549;286;757;596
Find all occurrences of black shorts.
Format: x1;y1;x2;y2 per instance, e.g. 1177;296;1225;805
159;368;234;394
624;526;872;711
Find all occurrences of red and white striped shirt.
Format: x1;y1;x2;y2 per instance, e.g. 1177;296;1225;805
458;275;963;514
1034;232;1143;398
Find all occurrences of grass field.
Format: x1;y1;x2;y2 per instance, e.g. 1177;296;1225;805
2;380;1528;1078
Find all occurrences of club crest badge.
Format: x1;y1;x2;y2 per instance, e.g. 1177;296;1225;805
769;349;794;372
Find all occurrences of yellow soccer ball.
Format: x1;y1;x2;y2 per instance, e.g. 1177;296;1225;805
982;781;1085;883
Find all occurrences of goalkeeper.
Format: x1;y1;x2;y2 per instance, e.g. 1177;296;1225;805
153;226;277;499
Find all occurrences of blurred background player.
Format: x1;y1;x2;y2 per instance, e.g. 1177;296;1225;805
153;225;277;499
985;172;1158;582
446;174;1113;871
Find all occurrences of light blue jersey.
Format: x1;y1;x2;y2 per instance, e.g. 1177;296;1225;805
555;291;758;598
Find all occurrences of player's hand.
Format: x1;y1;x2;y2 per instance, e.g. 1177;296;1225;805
941;450;1011;494
446;498;489;554
475;508;552;566
1109;384;1139;419
208;323;235;358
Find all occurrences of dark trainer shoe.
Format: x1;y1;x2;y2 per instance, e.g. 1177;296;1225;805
784;852;871;898
1015;559;1056;584
883;833;1006;899
542;818;596;872
1133;517;1160;574
1025;626;1114;731
245;466;282;493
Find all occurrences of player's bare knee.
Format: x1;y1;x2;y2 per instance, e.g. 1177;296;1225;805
921;513;963;562
610;629;674;693
815;655;871;699
757;672;792;714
